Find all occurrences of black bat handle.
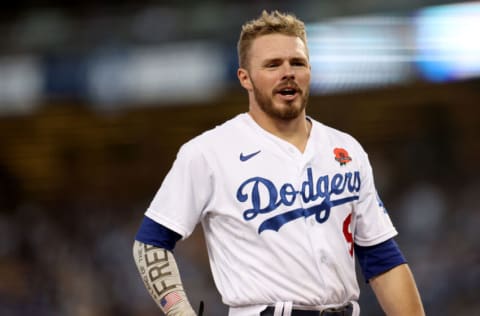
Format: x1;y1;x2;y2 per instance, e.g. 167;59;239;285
198;301;204;316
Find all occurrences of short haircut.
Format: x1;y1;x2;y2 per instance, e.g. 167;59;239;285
237;10;308;69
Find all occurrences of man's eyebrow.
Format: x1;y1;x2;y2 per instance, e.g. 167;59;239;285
262;58;282;64
291;56;308;62
262;56;307;64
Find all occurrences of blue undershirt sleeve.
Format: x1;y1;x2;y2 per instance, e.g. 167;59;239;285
135;216;182;251
355;238;407;283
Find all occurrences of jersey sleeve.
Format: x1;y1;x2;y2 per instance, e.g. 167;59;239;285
353;149;398;247
355;238;407;282
144;140;213;239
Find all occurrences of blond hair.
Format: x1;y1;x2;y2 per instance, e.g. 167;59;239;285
237;10;307;69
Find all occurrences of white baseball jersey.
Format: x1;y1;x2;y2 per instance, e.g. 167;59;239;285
145;113;397;310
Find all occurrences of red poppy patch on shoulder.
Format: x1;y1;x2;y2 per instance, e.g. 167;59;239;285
334;148;352;166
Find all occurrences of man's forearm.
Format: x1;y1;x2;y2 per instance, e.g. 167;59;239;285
133;240;196;316
370;263;425;316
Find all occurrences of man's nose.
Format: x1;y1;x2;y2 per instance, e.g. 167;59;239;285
281;63;295;79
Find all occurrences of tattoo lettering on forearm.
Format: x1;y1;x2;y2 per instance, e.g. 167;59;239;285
143;244;177;297
134;241;194;314
136;246;146;274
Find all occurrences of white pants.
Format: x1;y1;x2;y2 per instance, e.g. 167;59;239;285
228;301;360;316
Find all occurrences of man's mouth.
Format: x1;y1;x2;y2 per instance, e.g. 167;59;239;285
278;87;297;96
275;86;300;100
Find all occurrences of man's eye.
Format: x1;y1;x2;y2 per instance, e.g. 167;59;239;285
292;61;306;67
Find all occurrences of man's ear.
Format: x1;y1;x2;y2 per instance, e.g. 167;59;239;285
237;68;252;91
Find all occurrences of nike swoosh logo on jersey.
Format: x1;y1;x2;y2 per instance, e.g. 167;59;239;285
239;150;261;162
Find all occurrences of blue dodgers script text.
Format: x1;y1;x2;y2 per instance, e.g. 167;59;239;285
236;168;361;233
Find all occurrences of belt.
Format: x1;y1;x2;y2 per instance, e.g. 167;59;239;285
260;302;353;316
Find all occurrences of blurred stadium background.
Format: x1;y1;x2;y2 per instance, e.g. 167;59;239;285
0;1;479;315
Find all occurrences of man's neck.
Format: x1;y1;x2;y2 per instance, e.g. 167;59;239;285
248;110;312;153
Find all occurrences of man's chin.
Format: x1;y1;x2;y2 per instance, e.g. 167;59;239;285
254;93;306;120
274;101;305;119
270;106;303;121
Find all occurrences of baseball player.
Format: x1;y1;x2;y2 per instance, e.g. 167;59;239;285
133;10;425;316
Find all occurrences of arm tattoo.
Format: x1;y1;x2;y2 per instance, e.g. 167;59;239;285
133;241;195;315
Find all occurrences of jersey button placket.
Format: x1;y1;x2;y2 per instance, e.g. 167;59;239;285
298;163;315;227
299;162;328;288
